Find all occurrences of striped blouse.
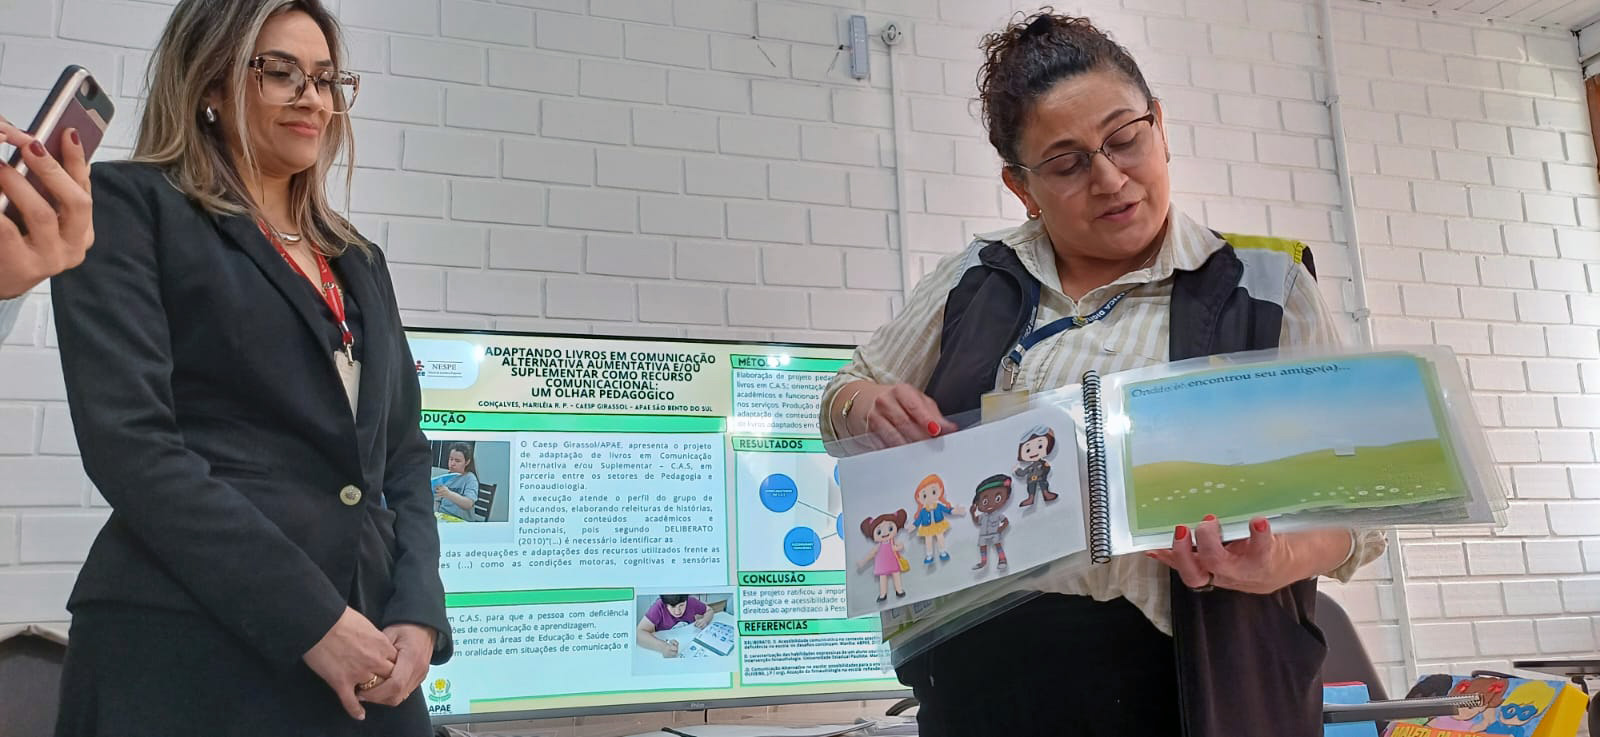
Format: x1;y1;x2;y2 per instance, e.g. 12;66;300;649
820;208;1386;635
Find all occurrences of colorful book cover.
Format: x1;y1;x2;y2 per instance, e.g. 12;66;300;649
1383;674;1578;737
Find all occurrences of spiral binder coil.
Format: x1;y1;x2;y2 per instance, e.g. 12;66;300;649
1082;370;1112;564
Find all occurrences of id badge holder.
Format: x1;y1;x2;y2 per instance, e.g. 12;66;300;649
982;352;1030;422
336;353;362;416
980;389;1030;423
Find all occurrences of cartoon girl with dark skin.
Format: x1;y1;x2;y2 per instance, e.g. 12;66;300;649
1431;676;1510;732
971;474;1014;570
912;474;964;564
857;510;908;602
1014;426;1058;507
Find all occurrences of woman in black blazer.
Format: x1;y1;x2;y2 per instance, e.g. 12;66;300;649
50;1;448;734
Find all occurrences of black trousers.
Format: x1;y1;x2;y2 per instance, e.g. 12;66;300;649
55;604;432;737
897;594;1182;737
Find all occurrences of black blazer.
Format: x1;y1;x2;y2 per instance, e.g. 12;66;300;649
52;161;451;669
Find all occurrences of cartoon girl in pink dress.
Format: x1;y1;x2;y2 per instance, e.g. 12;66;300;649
856;509;908;603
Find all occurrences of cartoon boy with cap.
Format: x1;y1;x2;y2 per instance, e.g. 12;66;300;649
1014;425;1057;507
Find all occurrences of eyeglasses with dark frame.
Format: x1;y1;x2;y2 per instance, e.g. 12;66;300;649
1009;110;1159;194
248;56;360;114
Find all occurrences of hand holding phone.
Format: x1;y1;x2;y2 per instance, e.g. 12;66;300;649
0;115;94;299
0;65;107;300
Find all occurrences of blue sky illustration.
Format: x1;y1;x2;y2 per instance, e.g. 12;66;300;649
1126;356;1444;465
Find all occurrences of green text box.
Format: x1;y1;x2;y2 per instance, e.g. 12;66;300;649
446;588;634;608
739;618;882;636
738;570;846;587
421;411;725;434
730;355;850;373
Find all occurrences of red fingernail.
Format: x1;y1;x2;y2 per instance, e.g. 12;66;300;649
1145;552;1158;559
1251;518;1269;533
68;129;80;146
1174;525;1188;541
28;140;45;157
1203;514;1216;522
927;422;941;436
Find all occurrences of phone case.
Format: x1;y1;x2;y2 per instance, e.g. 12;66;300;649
3;65;114;229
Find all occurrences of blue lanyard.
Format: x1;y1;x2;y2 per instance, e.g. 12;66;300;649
999;281;1137;390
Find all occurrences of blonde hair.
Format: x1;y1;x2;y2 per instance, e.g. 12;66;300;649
914;474;950;508
1504;680;1557;712
134;0;363;256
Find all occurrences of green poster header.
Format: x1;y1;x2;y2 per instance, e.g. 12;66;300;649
730;436;826;453
446;588;634;608
738;570;847;587
739;618;882;637
730;354;850;373
420;411;725;433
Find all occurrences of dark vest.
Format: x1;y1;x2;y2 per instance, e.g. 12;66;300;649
911;235;1326;737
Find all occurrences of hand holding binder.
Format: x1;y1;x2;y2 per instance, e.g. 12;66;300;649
1147;514;1360;596
835;346;1507;626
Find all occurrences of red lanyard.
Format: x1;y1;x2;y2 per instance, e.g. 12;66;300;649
259;222;355;365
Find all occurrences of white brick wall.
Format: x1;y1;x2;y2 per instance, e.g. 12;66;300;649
1;0;1596;721
1325;3;1600;689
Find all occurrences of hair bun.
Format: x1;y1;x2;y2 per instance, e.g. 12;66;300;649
1023;13;1054;37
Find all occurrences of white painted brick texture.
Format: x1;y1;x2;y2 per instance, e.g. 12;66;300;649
1325;9;1600;683
0;0;1595;710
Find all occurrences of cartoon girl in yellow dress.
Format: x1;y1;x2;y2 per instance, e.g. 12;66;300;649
911;474;964;564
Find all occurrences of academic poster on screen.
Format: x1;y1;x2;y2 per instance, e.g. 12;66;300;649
406;330;899;719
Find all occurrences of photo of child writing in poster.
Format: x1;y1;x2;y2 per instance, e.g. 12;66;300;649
631;593;738;676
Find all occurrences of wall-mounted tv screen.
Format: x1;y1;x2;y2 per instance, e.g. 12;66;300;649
406;329;905;723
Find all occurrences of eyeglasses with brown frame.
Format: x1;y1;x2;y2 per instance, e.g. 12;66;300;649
248;56;360;113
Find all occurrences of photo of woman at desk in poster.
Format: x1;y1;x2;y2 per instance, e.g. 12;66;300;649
434;442;479;520
429;440;509;523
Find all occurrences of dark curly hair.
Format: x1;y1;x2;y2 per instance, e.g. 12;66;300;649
978;10;1154;168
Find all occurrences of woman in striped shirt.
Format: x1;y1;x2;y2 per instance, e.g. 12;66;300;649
822;12;1384;737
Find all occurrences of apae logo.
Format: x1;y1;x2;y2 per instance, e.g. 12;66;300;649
427;678;452;702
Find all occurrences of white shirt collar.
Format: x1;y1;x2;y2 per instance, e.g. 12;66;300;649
973;206;1227;300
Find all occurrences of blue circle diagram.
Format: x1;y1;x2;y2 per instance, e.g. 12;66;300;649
783;526;822;567
835;513;844;539
759;473;799;513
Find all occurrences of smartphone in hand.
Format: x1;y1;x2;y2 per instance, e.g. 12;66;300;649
1;65;115;233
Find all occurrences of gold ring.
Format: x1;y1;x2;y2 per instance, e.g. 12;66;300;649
357;675;382;691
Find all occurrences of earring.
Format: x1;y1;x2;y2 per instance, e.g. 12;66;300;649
1027;210;1041;220
204;106;217;124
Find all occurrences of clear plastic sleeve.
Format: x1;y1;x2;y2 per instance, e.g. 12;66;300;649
1096;344;1506;552
827;345;1507;669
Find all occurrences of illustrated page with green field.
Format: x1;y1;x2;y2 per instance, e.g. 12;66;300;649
405;331;900;719
1117;353;1469;536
